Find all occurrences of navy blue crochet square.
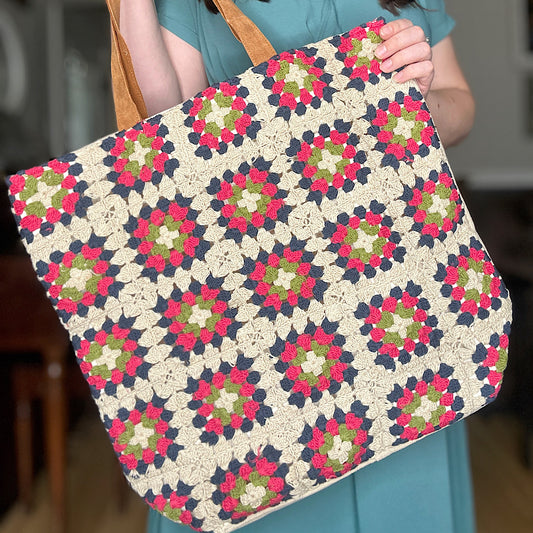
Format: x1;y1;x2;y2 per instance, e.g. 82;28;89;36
299;401;374;484
103;395;182;476
434;236;509;326
471;322;510;404
399;161;464;249
102;115;179;198
270;318;357;408
155;275;243;364
252;46;336;121
362;87;440;169
71;315;150;400
387;364;464;445
241;236;329;321
211;445;292;524
322;199;406;284
183;78;261;160
9;152;91;244
35;234;124;324
124;193;210;282
144;481;203;530
185;353;273;445
328;19;392;91
354;281;443;370
206;157;291;243
285;120;370;205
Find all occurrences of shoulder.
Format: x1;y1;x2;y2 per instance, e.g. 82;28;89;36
155;0;203;51
154;0;201;28
416;0;447;11
417;0;455;45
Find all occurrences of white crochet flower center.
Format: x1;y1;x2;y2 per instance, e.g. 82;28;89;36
130;143;152;167
240;483;267;508
237;189;261;213
328;434;353;464
275;268;297;291
156;224;181;249
190;304;213;328
129;421;155;449
214;388;239;414
300;350;325;377
62;267;93;291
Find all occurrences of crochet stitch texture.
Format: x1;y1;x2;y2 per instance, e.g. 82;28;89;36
8;19;511;533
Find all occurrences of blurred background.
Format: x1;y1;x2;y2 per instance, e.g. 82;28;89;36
0;0;532;532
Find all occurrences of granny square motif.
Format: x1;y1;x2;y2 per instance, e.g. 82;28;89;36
8;20;511;533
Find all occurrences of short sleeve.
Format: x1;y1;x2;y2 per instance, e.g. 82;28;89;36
154;0;200;51
422;0;455;45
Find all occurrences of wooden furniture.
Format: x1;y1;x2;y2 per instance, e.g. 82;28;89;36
0;254;71;533
462;188;533;467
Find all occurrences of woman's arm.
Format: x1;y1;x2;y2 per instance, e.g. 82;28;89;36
121;5;473;146
424;36;475;147
160;27;210;105
119;0;208;115
377;20;475;147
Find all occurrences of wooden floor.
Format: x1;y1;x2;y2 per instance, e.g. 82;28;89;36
468;413;533;533
1;410;532;533
0;410;148;533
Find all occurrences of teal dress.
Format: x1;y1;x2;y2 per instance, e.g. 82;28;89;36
154;0;455;84
148;1;475;532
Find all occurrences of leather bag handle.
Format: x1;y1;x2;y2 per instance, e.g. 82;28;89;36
107;0;275;130
106;0;148;130
211;0;276;66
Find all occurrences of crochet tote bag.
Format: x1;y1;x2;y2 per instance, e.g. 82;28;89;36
8;1;511;531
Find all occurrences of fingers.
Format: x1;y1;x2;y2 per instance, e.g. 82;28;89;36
392;60;434;85
378;19;425;52
379;41;432;73
376;21;431;74
376;19;434;97
378;18;414;40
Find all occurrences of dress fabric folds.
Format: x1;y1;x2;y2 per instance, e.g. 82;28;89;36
144;2;474;532
147;422;475;533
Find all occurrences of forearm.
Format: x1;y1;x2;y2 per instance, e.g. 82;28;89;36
119;0;182;115
425;87;475;148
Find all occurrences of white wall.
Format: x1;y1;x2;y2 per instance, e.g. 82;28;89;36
445;0;533;189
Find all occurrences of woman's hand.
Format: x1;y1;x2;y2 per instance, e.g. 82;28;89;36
375;20;475;147
376;19;434;97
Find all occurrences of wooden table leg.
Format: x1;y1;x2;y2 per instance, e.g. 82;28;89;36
43;352;67;533
13;366;36;510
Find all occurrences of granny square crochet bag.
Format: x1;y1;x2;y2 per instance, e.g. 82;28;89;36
7;1;511;531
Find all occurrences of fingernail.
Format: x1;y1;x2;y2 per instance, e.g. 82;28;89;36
380;26;391;38
382;59;392;70
375;44;386;58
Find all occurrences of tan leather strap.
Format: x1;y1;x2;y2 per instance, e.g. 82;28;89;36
212;0;276;66
107;0;148;130
107;0;275;130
